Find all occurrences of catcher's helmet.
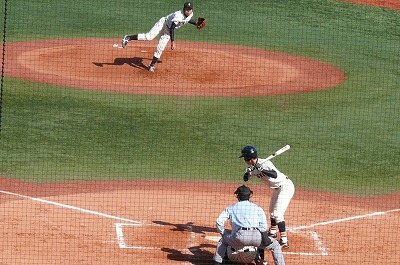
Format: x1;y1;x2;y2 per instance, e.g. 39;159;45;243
234;185;253;201
239;146;258;160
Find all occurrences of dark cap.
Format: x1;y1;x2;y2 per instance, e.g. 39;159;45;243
239;145;258;160
234;185;253;201
184;2;193;10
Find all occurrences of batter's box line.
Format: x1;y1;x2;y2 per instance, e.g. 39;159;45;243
116;222;327;256
115;222;196;251
288;230;328;256
205;233;327;257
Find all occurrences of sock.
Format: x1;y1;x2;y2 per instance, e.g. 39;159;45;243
269;225;278;236
127;34;138;40
150;56;158;67
280;232;288;243
269;218;278;235
277;221;286;233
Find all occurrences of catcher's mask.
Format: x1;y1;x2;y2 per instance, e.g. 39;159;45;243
239;145;258;161
234;185;253;201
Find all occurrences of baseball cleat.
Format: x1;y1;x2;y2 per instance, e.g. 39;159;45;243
279;239;289;249
148;65;155;72
121;35;129;48
255;259;269;265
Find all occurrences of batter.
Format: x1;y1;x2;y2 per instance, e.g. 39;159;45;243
240;146;295;248
121;2;198;72
213;185;285;265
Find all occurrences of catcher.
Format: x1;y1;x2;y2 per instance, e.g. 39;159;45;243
212;185;285;265
120;2;206;72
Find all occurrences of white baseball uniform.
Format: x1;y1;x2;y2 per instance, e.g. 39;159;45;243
137;10;193;58
246;158;295;223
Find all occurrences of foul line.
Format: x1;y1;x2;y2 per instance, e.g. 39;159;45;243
3;189;399;258
0;190;142;224
290;208;400;231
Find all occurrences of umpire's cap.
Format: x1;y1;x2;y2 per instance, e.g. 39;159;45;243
239;146;258;160
184;2;193;10
234;185;253;201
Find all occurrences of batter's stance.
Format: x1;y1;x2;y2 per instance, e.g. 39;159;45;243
240;146;295;248
213;185;285;265
121;2;205;72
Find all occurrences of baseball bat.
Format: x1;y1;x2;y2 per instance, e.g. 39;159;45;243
264;145;290;160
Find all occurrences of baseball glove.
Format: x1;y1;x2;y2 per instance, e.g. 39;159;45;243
227;246;258;264
196;17;206;30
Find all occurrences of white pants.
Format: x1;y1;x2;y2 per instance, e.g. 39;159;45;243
137;17;171;59
269;178;295;223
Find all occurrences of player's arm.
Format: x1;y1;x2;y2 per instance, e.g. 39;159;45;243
216;208;230;235
170;23;177;50
258;208;268;232
189;18;196;25
255;160;278;178
170;23;177;42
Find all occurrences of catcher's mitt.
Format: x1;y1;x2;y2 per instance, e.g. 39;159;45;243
196;17;206;30
227;246;258;264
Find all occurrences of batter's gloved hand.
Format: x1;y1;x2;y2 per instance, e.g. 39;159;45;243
254;164;263;171
243;172;251;182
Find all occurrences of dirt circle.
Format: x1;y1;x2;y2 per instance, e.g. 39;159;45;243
5;38;346;97
341;0;400;10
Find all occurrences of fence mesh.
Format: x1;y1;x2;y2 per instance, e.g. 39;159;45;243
1;0;399;264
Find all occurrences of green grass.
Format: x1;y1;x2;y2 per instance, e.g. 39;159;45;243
1;0;399;196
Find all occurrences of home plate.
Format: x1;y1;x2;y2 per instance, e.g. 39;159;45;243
113;44;123;48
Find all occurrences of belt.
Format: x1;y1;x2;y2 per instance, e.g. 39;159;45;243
240;227;258;230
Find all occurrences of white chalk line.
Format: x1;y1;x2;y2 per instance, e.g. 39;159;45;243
3;190;398;258
149;208;399;256
116;222;198;253
289;208;400;231
0;190;142;224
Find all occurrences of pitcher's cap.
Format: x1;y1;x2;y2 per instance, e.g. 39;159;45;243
184;2;193;10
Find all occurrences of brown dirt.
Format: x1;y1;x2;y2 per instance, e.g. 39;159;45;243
341;0;400;10
0;177;399;265
2;2;398;263
5;38;346;97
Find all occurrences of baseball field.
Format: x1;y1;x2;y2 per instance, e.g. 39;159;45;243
0;0;399;264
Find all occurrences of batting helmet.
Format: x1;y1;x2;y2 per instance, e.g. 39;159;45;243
227;245;258;264
239;146;258;160
234;185;253;201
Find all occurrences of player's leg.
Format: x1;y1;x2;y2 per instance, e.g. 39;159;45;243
270;182;295;248
259;232;286;265
213;237;228;264
268;190;279;238
121;17;165;47
213;232;241;264
148;34;170;72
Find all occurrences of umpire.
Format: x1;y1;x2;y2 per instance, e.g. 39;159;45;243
212;185;285;265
